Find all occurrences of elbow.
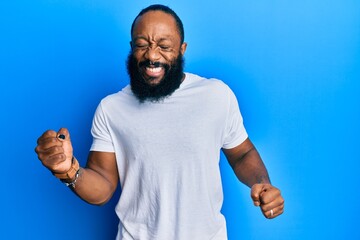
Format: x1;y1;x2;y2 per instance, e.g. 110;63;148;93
85;191;115;206
81;183;117;206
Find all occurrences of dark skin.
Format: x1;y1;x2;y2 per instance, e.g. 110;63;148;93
223;139;284;218
35;128;118;205
35;10;284;219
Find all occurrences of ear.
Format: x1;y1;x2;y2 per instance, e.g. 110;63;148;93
180;42;187;55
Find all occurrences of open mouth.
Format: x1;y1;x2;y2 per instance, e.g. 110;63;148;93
145;66;164;77
140;61;168;84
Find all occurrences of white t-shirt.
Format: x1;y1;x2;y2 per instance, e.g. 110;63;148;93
90;73;248;240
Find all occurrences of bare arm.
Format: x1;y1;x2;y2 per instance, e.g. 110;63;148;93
222;138;270;187
222;138;284;219
71;151;118;205
35;128;118;206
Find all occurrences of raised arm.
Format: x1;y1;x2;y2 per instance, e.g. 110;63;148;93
35;128;119;205
222;138;284;219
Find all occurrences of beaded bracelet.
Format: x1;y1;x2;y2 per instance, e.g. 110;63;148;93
61;168;81;189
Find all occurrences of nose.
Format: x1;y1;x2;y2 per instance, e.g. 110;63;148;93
144;46;161;62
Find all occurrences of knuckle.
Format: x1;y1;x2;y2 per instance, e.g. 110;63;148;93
50;137;59;144
47;154;65;169
276;190;282;197
44;129;56;135
43;130;56;139
55;146;64;153
250;192;257;198
260;205;268;212
34;146;40;154
260;195;270;204
37;153;45;162
48;145;63;154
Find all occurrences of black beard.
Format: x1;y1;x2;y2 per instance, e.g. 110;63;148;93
126;52;185;103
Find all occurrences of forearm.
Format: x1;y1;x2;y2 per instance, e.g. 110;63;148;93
69;166;116;205
35;129;117;205
223;139;284;218
232;147;270;187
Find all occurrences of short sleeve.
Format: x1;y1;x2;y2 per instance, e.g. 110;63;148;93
222;87;248;149
90;102;115;152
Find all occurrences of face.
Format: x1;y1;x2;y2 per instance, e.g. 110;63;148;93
127;10;187;102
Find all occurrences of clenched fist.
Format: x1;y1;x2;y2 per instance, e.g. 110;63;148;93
251;183;284;219
35;128;73;175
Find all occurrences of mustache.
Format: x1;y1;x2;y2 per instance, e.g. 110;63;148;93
138;60;168;69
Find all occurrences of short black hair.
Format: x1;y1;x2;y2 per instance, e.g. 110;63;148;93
130;4;185;43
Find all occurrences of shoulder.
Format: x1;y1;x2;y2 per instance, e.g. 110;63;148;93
182;73;236;106
93;85;138;117
184;72;231;93
99;85;134;106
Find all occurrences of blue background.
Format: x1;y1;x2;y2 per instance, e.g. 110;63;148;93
1;0;359;239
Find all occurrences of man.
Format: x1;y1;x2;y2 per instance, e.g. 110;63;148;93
35;4;284;240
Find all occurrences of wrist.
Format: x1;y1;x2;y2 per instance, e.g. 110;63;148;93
53;156;80;181
61;168;81;188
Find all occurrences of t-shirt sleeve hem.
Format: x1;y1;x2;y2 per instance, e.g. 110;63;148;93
222;132;248;150
90;142;115;153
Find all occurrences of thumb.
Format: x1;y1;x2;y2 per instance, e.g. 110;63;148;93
57;127;70;141
251;184;265;207
57;127;73;162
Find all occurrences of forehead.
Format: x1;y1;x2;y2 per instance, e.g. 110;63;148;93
132;11;180;42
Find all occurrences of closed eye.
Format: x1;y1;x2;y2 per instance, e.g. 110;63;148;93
135;44;148;49
159;45;172;51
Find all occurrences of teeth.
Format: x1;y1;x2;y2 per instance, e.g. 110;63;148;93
146;67;162;73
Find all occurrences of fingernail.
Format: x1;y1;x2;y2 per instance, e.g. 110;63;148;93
58;134;65;140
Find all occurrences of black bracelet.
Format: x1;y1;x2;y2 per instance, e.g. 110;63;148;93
61;168;80;189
